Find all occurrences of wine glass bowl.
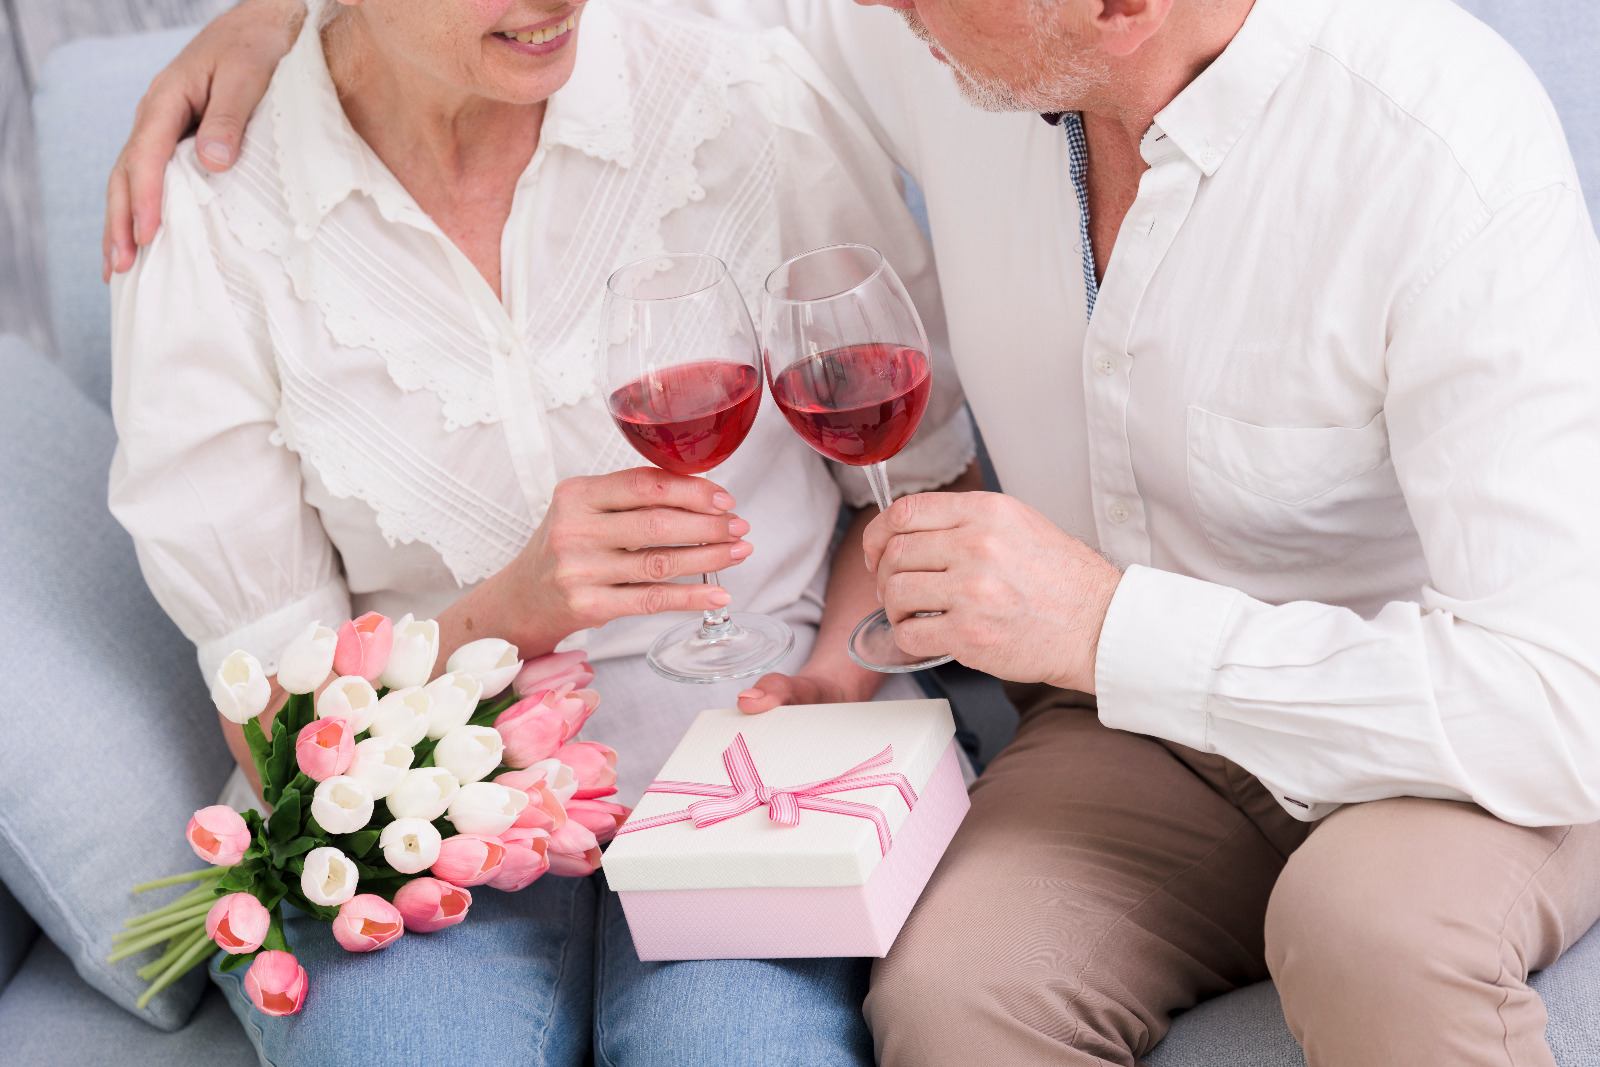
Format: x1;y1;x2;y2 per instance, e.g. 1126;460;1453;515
761;244;953;674
602;254;795;684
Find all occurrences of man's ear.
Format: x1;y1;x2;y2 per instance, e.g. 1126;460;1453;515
1090;0;1175;57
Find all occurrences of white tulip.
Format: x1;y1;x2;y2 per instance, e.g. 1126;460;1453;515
346;736;413;799
421;671;483;740
433;726;505;784
316;676;380;733
277;621;338;694
378;818;442;875
524;757;579;803
377;614;441;691
210;650;270;724
367;687;432;747
446;638;522;699
386;767;459;822
310;775;374;835
301;846;358;907
446;781;529;836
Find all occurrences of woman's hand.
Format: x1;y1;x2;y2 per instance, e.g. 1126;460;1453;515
103;0;303;279
440;468;753;659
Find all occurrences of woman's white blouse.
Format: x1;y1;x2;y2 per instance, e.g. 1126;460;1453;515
108;1;972;680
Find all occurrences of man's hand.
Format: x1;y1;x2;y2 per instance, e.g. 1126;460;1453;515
862;491;1122;692
103;0;302;279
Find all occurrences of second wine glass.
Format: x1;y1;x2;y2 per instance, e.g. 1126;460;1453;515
760;244;954;674
602;253;794;684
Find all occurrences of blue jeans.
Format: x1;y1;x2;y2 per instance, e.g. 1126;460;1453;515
212;878;873;1066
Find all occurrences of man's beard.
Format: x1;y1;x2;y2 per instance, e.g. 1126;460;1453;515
898;9;1108;114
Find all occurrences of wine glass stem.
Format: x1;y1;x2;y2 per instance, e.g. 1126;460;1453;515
700;572;734;639
864;460;894;513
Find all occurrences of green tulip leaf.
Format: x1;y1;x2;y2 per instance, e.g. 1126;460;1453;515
217;951;256;973
268;790;302;844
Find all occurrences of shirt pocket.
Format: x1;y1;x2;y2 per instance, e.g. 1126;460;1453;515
1186;405;1410;572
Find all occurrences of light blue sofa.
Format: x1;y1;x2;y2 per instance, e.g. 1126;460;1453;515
2;3;1598;1063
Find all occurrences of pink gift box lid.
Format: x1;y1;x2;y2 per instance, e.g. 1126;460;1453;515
601;700;955;891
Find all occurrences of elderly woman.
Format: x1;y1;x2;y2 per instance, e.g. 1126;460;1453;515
107;0;975;1063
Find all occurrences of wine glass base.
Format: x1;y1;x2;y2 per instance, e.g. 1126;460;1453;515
848;608;954;673
647;613;796;684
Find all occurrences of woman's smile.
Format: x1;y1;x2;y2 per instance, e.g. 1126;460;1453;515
493;12;577;56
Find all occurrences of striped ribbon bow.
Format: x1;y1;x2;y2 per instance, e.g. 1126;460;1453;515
614;733;918;855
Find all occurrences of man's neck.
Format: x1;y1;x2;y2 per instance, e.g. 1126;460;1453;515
1077;0;1257;160
1073;0;1256;283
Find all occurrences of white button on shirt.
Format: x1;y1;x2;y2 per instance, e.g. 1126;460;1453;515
108;1;973;690
682;0;1600;826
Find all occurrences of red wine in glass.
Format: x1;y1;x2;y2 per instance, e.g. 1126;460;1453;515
760;242;953;674
608;361;762;475
768;343;930;466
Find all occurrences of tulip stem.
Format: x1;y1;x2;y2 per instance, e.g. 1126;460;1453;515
132;867;227;894
106;915;206;963
116;901;216;940
133;924;213;981
124;882;218;926
135;927;215;1011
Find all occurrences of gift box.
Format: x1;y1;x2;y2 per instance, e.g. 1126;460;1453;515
601;699;969;960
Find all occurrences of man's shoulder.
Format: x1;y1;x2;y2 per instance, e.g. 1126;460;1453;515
1309;0;1580;208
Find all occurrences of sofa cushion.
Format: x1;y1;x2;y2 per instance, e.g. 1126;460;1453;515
0;880;38;994
32;25;197;411
0;335;233;1030
1145;921;1600;1066
0;937;254;1066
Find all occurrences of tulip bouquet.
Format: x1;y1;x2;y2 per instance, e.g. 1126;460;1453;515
111;612;627;1017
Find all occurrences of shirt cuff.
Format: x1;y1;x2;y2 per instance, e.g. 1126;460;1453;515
1094;564;1244;752
195;580;352;682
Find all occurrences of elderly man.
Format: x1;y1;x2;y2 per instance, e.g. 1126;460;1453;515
110;0;1600;1064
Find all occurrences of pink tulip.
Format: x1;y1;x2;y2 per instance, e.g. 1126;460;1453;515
331;894;404;952
186;805;252;866
205;893;270;954
488;828;550;891
494;696;567;769
564;798;631;844
295;717;355;782
556;741;618;799
496;767;569;832
511;650;594;699
243;950;307;1016
546;819;602;876
431;833;507;887
333;612;394;683
393;877;472;933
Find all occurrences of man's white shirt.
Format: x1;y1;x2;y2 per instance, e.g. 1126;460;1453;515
675;0;1600;825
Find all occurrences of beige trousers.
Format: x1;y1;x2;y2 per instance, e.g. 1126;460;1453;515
865;685;1600;1067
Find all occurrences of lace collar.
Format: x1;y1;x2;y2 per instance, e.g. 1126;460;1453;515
267;2;636;241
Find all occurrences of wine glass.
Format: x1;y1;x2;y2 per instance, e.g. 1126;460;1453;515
601;253;795;684
760;244;953;673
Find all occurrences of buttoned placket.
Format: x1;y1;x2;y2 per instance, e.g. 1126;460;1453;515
1072;120;1202;567
429;154;561;528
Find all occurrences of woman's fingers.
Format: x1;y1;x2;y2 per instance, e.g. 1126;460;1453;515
736;673;843;715
580;467;735;515
622;541;752;584
606;580;731;619
606;507;748;551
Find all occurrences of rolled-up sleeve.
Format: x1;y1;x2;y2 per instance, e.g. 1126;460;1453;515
1097;184;1600;827
758;31;975;508
109;156;349;681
